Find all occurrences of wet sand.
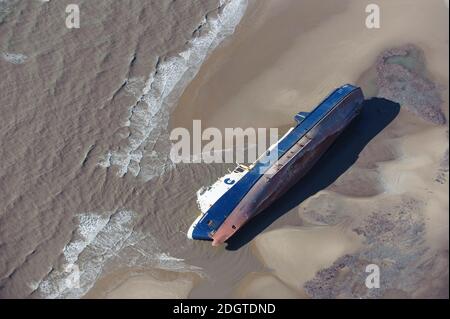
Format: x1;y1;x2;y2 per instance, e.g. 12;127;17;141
85;267;199;299
171;0;448;298
252;226;362;294
171;0;449;131
235;273;304;299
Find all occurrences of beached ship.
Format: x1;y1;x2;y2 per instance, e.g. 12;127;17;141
187;84;364;246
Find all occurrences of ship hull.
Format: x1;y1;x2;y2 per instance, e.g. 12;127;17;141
211;88;363;245
187;84;364;245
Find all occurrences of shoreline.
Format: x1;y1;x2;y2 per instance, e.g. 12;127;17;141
171;0;448;133
98;0;249;181
81;0;448;299
167;0;449;299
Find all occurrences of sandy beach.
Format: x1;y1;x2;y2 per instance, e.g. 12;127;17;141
252;226;362;294
84;267;199;299
170;0;449;298
172;0;449;131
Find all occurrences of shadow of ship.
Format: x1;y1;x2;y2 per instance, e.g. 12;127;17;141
226;97;400;250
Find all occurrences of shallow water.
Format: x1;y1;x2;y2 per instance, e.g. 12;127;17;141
0;0;252;298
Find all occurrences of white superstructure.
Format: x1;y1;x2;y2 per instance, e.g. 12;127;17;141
196;165;249;213
187;164;249;239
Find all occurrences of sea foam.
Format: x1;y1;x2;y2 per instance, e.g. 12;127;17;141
33;210;199;299
2;52;28;64
100;0;248;181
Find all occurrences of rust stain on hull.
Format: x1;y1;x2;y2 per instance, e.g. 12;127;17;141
211;89;364;246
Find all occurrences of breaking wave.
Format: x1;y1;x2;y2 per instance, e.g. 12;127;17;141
1;52;28;64
32;211;200;299
99;0;248;181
